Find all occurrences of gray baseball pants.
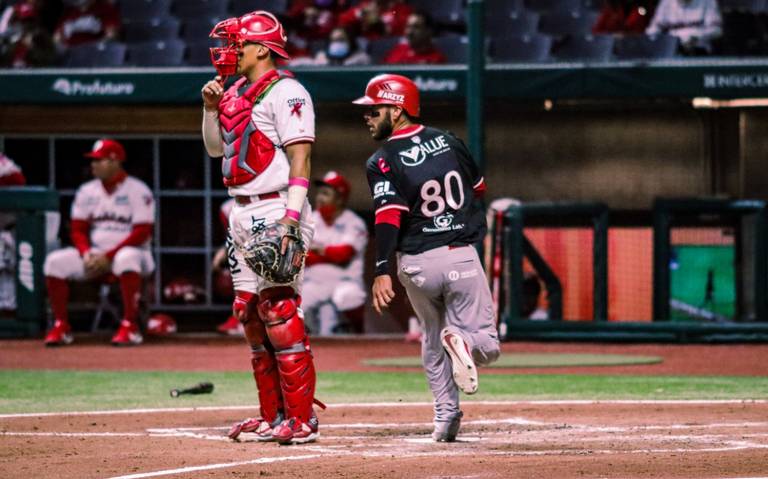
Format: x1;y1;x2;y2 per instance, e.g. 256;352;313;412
397;245;501;422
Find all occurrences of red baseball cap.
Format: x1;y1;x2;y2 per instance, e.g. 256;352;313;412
314;170;350;201
84;139;126;162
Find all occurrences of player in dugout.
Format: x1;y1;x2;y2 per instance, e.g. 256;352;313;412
43;139;155;347
302;170;368;335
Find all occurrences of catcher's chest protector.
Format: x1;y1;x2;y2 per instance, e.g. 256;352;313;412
218;70;292;187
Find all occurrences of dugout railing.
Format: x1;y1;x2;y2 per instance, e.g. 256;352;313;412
495;198;768;342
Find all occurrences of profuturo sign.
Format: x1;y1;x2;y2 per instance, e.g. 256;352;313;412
51;78;135;96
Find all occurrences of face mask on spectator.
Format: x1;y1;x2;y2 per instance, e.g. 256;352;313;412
328;41;350;59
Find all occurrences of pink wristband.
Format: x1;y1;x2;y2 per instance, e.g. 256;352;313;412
288;177;310;188
285;208;301;221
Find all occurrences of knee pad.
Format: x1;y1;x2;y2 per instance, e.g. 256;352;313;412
233;291;259;325
258;287;306;350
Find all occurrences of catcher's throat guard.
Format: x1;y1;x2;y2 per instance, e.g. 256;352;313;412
240;223;306;284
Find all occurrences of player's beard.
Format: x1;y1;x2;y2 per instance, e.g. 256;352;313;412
372;111;393;141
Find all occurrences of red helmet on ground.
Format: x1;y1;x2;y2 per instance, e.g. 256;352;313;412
352;74;420;118
146;313;178;336
314;170;351;202
84;139;126;162
209;10;289;77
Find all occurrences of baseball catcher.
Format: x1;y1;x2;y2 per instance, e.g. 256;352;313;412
201;10;321;445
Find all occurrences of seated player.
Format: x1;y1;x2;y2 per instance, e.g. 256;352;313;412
302;171;368;335
43;139;154;346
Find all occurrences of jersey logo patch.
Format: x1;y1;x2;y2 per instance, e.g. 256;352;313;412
377;157;390;173
398;135;450;167
373;181;395;199
288;98;306;117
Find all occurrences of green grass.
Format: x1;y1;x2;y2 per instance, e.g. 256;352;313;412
1;370;767;414
363;354;663;368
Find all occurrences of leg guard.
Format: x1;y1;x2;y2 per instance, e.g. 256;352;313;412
235;290;283;423
259;287;316;423
251;344;284;424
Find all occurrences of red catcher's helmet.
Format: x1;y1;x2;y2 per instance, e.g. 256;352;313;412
146;313;178;336
84;139;126;162
314;170;351;202
209;10;289;77
352;74;420;117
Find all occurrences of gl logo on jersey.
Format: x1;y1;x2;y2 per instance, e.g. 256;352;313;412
373;180;395;199
398;135;451;167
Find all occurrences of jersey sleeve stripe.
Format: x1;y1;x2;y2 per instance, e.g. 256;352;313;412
375;204;409;215
282;136;316;147
473;177;485;189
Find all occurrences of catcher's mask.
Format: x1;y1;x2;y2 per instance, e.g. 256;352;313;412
239;223;306;284
209;11;289;79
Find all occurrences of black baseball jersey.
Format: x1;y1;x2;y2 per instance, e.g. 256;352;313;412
366;124;487;255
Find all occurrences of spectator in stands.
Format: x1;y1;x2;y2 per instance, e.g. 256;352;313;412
290;26;371;66
383;10;446;65
42;139;155;347
0;0;55;67
338;0;413;40
53;0;120;49
302;171;368;335
286;0;341;41
646;0;722;54
592;0;653;34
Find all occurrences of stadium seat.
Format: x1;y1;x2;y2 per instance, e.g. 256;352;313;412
487;9;540;38
411;0;465;26
124;17;181;43
433;35;469;63
186;40;216;66
230;0;289;15
539;10;599;37
484;0;526;15
614;34;679;60
119;0;173;23
65;41;127;67
552;34;614;61
127;39;186;66
492;33;552;62
182;17;226;41
368;36;402;63
172;0;229;20
524;0;582;13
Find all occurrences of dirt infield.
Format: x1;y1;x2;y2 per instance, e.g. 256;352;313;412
2;338;768;478
2;402;767;478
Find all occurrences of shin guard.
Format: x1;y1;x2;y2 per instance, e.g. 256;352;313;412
251;345;284;424
259;287;317;423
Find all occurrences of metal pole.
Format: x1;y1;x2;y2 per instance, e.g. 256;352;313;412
466;0;485;174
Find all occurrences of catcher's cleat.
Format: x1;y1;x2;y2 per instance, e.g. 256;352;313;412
432;411;463;442
441;327;478;395
44;319;74;347
272;415;319;445
111;319;143;346
228;413;283;441
217;315;244;336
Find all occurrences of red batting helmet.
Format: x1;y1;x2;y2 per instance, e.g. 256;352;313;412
209;10;289;77
314;170;351;202
146;313;178;336
352;74;420;117
84;139;126;162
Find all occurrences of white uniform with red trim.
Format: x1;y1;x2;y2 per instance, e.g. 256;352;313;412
302;209;368;334
44;177;155;279
206;75;316;294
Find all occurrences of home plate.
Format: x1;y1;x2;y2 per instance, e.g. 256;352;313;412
404;436;484;444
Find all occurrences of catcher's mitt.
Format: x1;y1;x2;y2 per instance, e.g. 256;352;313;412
239;223;306;284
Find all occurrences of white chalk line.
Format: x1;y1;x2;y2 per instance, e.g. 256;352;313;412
1;399;766;419
106;454;322;479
